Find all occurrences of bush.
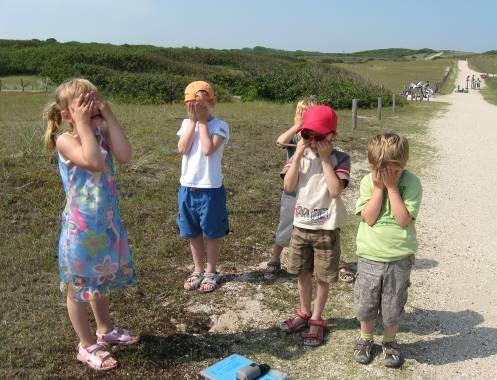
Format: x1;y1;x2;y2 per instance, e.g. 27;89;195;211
0;39;393;108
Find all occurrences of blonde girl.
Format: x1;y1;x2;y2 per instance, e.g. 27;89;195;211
44;78;139;371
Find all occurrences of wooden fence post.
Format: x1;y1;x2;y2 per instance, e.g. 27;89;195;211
45;77;49;92
352;99;358;129
21;79;24;92
392;94;396;112
377;97;382;120
0;79;2;93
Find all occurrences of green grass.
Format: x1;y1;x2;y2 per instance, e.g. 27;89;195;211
469;54;497;106
335;59;455;94
480;78;497;106
468;54;497;74
0;93;444;378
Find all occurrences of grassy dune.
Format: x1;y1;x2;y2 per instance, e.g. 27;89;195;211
469;54;497;106
335;59;455;94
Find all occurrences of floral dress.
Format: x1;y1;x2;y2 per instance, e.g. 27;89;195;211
57;129;136;302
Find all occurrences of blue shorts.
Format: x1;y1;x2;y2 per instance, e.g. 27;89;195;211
176;185;229;239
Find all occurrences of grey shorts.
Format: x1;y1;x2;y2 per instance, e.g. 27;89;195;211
354;255;414;326
274;191;296;247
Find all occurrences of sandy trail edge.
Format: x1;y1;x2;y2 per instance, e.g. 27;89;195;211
411;60;497;378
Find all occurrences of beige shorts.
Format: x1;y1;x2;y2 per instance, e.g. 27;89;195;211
287;226;341;283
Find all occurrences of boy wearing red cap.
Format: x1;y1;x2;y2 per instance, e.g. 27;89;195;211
177;81;229;293
279;105;351;346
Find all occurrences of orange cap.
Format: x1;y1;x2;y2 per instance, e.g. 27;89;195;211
184;81;215;102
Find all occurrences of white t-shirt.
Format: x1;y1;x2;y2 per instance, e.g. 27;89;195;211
177;118;229;188
293;148;351;230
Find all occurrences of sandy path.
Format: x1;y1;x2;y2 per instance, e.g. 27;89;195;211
411;60;497;378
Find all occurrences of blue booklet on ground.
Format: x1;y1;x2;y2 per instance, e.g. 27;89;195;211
200;354;283;380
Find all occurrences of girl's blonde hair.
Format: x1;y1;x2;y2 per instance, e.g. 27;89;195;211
368;132;409;169
43;78;97;151
296;96;318;113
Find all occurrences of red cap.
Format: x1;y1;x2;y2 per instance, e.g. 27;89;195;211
298;105;337;135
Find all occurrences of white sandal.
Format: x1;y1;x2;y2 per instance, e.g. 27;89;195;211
184;271;204;290
199;272;220;293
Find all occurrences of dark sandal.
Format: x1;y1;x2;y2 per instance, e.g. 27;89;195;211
264;261;281;280
280;311;312;333
339;263;355;283
303;319;327;346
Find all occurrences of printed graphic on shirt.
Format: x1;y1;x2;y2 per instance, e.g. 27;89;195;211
295;206;329;223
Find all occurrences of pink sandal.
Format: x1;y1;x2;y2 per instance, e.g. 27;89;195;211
76;343;117;371
96;326;140;346
280;311;312;333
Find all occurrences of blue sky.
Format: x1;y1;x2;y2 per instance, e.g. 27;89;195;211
1;0;495;53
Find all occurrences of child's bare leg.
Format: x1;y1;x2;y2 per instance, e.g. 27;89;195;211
205;237;220;273
384;323;400;339
311;280;329;320
90;296;113;335
360;319;376;335
270;244;284;263
67;291;96;347
190;235;205;272
298;272;313;315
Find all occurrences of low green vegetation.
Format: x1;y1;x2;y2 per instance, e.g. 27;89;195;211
469;52;497;106
0;91;444;378
0;39;394;108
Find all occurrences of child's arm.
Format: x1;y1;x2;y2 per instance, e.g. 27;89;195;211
383;167;412;227
178;103;197;155
196;102;225;156
276;108;303;147
56;94;105;172
97;95;132;164
317;140;343;198
360;170;385;226
283;139;306;192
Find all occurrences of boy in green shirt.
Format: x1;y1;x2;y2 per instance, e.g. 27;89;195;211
353;133;422;368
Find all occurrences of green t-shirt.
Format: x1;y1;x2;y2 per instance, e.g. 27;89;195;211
355;169;422;262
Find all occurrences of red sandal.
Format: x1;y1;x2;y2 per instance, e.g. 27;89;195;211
280;311;312;333
302;319;327;346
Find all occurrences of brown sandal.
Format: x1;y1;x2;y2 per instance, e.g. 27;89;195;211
339;263;355;283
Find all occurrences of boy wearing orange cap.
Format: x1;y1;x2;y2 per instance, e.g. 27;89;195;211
279;105;351;346
177;81;229;293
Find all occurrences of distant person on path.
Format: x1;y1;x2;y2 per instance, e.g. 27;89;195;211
264;99;355;283
352;133;422;368
177;81;230;293
44;78;139;371
279;105;351;346
466;75;470;89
